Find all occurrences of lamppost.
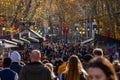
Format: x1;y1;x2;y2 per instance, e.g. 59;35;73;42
2;27;6;36
75;27;80;43
85;20;91;39
48;26;51;34
79;28;85;41
47;26;53;42
87;27;90;38
92;19;98;37
74;23;79;43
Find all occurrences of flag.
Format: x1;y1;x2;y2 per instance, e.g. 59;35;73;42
17;25;22;32
62;22;67;35
0;20;5;24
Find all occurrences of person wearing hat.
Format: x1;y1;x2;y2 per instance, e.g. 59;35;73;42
10;51;22;74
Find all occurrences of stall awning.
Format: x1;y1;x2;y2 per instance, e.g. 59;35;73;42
11;34;24;45
21;28;46;41
81;38;94;45
19;33;30;44
0;39;18;48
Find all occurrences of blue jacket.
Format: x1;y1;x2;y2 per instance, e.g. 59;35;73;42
0;68;18;80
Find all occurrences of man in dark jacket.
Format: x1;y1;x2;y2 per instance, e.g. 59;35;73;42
19;49;52;80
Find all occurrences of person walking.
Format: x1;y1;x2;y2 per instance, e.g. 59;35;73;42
57;56;68;78
92;48;103;57
60;55;87;80
0;58;18;80
87;57;118;80
10;51;22;74
112;60;120;80
19;49;52;80
45;63;59;80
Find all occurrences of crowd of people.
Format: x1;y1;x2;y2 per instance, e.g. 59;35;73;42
0;42;120;80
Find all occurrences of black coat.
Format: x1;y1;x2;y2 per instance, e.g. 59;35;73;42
19;62;52;80
10;62;22;74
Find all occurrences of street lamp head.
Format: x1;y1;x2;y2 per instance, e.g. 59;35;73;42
76;27;79;31
38;30;41;33
93;19;96;22
82;28;85;30
99;28;102;31
94;28;97;31
79;31;82;34
48;27;50;30
82;31;85;34
2;27;6;31
87;28;90;31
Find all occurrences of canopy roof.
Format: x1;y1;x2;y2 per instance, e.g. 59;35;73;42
0;39;18;48
0;28;45;48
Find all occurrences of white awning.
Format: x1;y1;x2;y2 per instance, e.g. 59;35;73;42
0;39;18;48
11;35;24;45
19;33;30;44
81;38;94;45
24;28;46;41
3;43;18;48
